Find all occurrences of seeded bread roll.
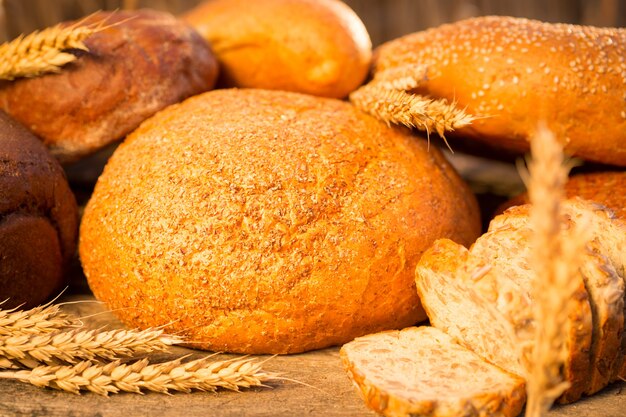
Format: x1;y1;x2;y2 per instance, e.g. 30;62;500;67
183;0;371;98
340;326;527;417
0;10;219;163
0;111;78;309
79;88;481;354
373;16;626;166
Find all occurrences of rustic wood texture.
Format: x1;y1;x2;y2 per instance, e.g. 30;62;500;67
1;0;624;43
0;295;624;417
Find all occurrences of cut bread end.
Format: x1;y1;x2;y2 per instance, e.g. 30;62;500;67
340;326;526;417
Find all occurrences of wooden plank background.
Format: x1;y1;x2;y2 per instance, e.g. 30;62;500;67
0;0;624;44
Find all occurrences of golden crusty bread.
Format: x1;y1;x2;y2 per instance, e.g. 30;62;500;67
79;88;481;354
0;10;219;163
501;171;626;221
183;0;371;98
373;16;626;166
0;111;78;309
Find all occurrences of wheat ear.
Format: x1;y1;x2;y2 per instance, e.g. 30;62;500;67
0;302;77;337
0;21;98;80
350;83;474;141
524;125;588;417
0;356;278;395
0;328;182;369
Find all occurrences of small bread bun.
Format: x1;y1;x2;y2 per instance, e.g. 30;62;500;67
183;0;371;98
79;89;480;354
0;111;78;309
0;10;219;163
374;16;626;166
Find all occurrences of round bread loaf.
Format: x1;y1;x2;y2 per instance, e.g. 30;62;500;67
79;89;481;354
0;10;219;163
374;16;626;166
0;111;78;309
183;0;371;98
500;171;626;220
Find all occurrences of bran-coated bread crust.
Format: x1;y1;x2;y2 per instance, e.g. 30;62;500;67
0;10;219;162
0;111;78;308
183;0;371;98
79;88;481;354
374;16;626;166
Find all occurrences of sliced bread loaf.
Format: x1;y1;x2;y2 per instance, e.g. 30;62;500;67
488;200;626;387
415;239;526;376
340;326;526;417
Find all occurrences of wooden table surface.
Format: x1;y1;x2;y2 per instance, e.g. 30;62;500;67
0;294;624;417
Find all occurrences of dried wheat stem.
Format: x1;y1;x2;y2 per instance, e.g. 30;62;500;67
349;83;474;144
0;22;97;80
0;303;77;337
0;328;182;369
525;125;587;417
0;356;278;395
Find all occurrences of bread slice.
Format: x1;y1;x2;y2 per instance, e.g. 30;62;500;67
415;239;526;376
488;200;626;388
340;326;526;417
470;212;594;403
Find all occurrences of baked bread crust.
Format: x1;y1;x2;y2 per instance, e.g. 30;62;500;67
0;10;219;162
374;16;626;166
183;0;371;98
0;111;78;308
79;88;481;354
340;326;527;417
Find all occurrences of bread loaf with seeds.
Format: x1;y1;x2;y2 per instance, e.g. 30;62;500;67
373;17;626;166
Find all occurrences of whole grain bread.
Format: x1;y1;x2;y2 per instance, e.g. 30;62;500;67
0;111;78;308
79;88;481;354
0;10;219;162
373;17;626;166
183;0;371;98
340;326;526;417
490;200;626;385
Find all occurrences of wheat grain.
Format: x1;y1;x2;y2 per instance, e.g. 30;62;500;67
0;328;182;369
524;125;588;417
349;83;474;147
0;356;278;395
0;302;77;337
0;22;96;80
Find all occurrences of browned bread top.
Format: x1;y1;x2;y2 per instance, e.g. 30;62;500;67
502;171;626;221
0;9;219;163
79;88;481;354
0;111;78;308
374;16;626;166
183;0;371;98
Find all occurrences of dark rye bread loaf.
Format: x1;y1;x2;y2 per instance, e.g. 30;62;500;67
79;88;481;354
0;10;219;163
373;17;626;166
0;111;78;308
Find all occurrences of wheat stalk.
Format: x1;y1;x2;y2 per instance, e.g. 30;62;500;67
0;20;100;80
350;83;474;149
0;355;278;395
0;302;77;337
524;125;588;417
0;328;182;369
